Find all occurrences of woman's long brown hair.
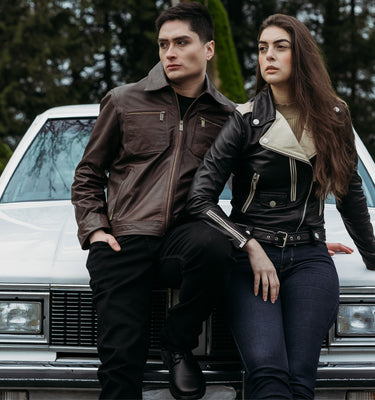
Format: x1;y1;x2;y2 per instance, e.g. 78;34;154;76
255;14;356;200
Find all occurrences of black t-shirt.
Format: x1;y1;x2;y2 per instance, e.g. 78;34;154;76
177;94;196;119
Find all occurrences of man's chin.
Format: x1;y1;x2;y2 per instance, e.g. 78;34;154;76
165;71;184;82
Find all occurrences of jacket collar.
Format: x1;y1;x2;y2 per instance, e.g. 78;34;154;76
259;111;316;164
251;86;316;164
144;62;232;107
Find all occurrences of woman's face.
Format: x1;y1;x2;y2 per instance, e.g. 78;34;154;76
258;26;292;90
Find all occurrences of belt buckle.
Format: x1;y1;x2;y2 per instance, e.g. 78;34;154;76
276;231;288;248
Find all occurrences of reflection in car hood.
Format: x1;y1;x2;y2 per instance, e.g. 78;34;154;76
0;201;374;287
0;201;88;284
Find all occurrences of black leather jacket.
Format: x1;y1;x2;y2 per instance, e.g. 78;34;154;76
186;87;375;269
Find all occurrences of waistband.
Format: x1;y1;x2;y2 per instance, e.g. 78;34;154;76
250;226;326;248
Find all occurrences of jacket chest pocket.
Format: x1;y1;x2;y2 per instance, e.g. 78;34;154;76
258;191;288;208
123;111;169;155
189;116;223;159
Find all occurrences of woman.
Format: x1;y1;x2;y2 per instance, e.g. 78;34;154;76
186;14;375;399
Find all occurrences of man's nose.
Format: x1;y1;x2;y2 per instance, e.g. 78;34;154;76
166;45;176;58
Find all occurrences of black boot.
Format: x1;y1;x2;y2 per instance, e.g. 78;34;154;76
161;349;206;400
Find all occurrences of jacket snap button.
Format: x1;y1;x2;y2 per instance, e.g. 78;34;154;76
269;200;276;207
314;232;320;239
262;138;269;144
253;119;260;125
334;106;340;113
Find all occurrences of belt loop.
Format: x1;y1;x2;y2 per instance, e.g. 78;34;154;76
245;225;254;236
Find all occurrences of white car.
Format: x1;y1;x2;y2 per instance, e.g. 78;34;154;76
0;105;375;400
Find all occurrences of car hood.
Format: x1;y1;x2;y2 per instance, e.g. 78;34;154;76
0;201;88;285
0;201;374;287
325;204;375;287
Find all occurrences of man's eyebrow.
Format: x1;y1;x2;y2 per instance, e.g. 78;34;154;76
158;35;192;42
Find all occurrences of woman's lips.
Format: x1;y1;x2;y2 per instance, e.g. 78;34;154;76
266;66;279;72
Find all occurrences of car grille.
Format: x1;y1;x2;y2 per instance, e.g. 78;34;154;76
50;290;97;347
49;289;237;356
50;289;169;352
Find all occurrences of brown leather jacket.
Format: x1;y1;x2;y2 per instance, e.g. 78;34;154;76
71;62;235;249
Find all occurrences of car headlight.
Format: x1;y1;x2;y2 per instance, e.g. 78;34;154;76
337;304;375;336
0;301;42;334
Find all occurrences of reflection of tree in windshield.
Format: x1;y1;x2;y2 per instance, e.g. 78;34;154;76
1;118;95;203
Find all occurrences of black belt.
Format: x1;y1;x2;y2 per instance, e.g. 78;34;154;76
251;227;326;248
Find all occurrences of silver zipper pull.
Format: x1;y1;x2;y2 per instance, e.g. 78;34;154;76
160;111;165;121
201;117;205;128
179;120;184;131
251;173;259;188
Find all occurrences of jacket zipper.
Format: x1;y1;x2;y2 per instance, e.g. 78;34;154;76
165;92;201;227
289;158;297;202
241;172;260;213
200;117;222;129
319;195;324;216
296;179;313;231
126;111;166;120
206;210;248;247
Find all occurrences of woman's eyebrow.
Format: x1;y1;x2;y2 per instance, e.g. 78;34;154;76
258;39;291;45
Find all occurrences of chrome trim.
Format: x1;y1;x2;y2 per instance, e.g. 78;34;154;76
340;287;375;294
317;362;375;382
0;360;244;388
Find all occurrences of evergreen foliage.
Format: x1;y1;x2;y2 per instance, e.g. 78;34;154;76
1;0;375;164
199;0;247;103
0;141;12;175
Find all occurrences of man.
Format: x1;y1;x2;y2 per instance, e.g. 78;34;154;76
71;3;235;399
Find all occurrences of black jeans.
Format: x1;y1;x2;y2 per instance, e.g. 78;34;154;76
86;221;234;400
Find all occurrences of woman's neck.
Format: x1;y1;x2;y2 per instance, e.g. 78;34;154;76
271;84;294;105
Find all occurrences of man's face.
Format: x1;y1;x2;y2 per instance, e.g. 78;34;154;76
158;20;214;91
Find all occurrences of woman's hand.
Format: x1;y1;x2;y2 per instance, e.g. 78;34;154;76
326;242;353;256
243;239;279;303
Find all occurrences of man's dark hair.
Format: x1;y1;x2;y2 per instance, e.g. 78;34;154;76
156;2;214;43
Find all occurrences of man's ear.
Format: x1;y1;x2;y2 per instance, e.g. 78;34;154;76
205;40;215;61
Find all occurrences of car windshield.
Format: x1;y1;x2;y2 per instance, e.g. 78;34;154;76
1;116;375;208
325;157;375;207
0;118;94;203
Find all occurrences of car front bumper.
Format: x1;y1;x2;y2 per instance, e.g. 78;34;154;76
1;360;375;399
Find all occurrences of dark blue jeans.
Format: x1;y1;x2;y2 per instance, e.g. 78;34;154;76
227;242;339;400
